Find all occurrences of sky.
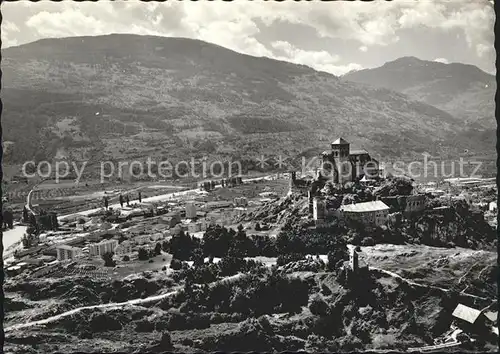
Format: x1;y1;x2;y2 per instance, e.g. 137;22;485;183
1;0;495;76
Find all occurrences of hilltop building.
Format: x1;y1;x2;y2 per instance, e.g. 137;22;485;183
340;200;389;227
321;138;379;185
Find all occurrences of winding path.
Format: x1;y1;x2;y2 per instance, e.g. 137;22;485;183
4;273;243;333
371;267;489;301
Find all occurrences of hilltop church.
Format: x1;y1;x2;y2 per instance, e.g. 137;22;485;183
320;138;379;184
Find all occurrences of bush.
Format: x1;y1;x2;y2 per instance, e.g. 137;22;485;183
138;247;149;261
135;320;154;332
277;253;304;266
122;255;130;262
361;237;375;246
170;258;182;270
102;252;116;267
159;332;173;350
309;295;330;317
89;312;122;332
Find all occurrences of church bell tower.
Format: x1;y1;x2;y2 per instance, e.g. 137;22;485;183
331;137;350;185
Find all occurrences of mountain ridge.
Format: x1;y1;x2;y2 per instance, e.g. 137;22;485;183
343;56;495;129
1;34;493;176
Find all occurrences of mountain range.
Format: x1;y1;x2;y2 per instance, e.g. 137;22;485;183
343;56;495;130
1;34;495;177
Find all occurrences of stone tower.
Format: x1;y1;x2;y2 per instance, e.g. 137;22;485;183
331;138;350;185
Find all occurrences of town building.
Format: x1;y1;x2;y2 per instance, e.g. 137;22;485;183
56;244;83;261
134;235;150;245
313;198;326;221
340;200;389;227
88;239;118;257
234;197;249;207
205;201;234;210
115;240;133;255
185;202;197;219
452;304;489;334
321;138;379;185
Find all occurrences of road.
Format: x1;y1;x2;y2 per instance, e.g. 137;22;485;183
371;267;489;301
4;273;243;333
58;175;275;221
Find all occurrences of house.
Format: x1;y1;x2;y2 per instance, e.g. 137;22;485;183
134;235;151;245
381;195;426;215
321;138;379;185
234;197;249;207
187;222;201;234
115;240;133;255
185;202;197;219
205;201;234;210
340;200;390;227
313;198;326;221
489;201;497;212
404;195;426;214
88;239;118;257
452;304;488;334
56;244;83;261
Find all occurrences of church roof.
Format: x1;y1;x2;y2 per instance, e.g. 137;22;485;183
332;137;349;145
349;149;369;155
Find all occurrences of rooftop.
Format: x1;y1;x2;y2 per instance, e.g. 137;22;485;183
452;304;482;324
332;137;349;145
341;200;389;213
349;149;369;155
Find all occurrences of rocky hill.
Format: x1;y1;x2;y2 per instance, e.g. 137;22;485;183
1;35;491;171
343;56;496;130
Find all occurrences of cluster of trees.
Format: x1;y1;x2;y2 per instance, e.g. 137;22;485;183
163;223;349;272
164;270;311;318
137;243;163;261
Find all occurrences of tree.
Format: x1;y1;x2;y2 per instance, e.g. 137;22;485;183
157;332;173;350
255;222;261;231
138;247;149;261
122;255;130;262
102;252;116;267
309;294;330;316
192;247;204;267
170;258;182;270
154;242;162;256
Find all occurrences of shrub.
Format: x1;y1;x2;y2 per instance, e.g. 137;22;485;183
170;258;182;270
135;320;154;332
361;237;375;246
102;252;116;267
159;332;173;350
309;295;330;317
122;255;130;262
138;247;149;261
